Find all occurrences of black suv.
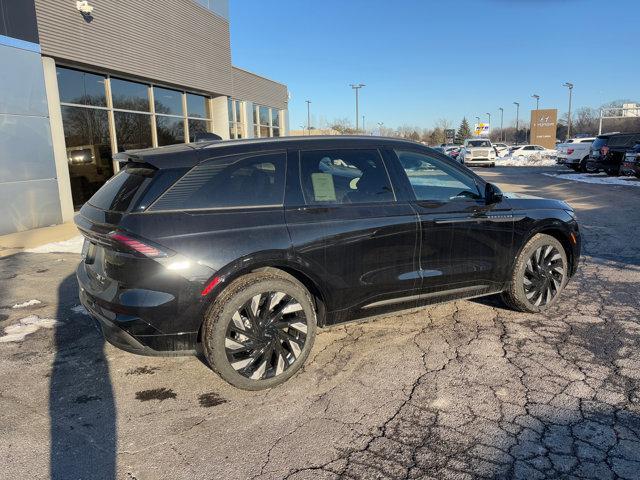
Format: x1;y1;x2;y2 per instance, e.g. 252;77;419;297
588;132;640;175
76;136;581;389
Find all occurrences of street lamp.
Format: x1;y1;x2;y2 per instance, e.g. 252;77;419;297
531;94;540;110
475;116;480;135
498;107;504;142
349;83;365;131
485;113;491;136
362;115;365;133
305;100;311;136
377;122;384;136
563;82;574;140
513;102;520;145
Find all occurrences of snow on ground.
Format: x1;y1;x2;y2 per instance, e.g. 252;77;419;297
496;152;558;167
0;315;60;343
12;299;42;309
24;235;84;254
542;172;640;187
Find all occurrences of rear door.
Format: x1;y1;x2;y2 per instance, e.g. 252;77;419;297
284;146;420;314
388;148;513;295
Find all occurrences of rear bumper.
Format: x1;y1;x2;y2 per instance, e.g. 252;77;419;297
77;268;198;356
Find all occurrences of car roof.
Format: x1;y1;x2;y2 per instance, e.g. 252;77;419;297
114;135;428;169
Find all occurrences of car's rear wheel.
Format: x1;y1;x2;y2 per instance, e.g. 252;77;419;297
202;272;317;390
579;157;595;173
501;234;568;313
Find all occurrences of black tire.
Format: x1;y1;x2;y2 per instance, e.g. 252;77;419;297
490;162;496;168
501;234;568;313
202;271;317;390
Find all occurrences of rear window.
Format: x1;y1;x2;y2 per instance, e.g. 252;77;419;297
591;137;609;149
150;151;286;211
88;167;155;212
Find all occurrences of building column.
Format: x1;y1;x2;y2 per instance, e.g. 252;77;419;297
244;101;254;138
282;108;290;136
41;56;74;223
210;95;230;140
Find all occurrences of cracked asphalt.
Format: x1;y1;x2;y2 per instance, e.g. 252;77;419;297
1;166;639;480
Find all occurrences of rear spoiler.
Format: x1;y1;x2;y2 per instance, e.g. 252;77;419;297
113;147;202;169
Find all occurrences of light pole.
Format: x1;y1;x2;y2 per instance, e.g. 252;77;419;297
475;116;480;136
362;115;365;133
531;94;540;110
305;100;311;136
349;83;365;131
513;102;520;145
498;107;504;142
377;122;384;136
563;82;573;140
485;113;491;136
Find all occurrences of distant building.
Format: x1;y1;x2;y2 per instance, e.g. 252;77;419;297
0;0;289;235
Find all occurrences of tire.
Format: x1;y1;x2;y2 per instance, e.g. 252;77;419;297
202;271;317;390
490;163;496;168
501;234;568;313
579;156;597;173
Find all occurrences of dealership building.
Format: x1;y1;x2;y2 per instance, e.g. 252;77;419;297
0;0;289;235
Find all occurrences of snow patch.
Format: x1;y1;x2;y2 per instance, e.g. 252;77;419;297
496;155;558;167
542;173;640;187
25;235;84;254
0;315;60;343
71;304;89;315
12;299;42;309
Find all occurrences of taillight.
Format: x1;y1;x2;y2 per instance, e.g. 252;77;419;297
109;232;166;258
567;148;574;155
601;146;610;156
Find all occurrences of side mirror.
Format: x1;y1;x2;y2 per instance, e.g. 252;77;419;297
485;182;503;204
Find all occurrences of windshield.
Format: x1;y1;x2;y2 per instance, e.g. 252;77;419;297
467;140;491;147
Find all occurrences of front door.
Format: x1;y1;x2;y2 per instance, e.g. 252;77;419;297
390;149;513;295
285;147;420;315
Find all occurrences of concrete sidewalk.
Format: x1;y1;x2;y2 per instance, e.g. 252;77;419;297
0;222;79;257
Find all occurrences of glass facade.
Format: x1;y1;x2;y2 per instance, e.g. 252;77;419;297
253;104;281;138
228;98;244;139
56;65;214;207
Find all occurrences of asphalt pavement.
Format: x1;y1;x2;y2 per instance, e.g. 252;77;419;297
1;166;639;480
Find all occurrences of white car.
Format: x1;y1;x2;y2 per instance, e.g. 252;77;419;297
509;145;556;160
493;143;509;157
556;137;596;172
459;139;496;167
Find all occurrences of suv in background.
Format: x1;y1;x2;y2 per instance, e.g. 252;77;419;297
588;133;640;175
75;136;580;389
622;142;640;178
459;138;496;167
556;137;596;172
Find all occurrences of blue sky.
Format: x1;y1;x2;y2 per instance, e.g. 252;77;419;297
229;0;639;131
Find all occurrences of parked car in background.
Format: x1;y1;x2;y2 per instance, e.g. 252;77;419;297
556;137;596;172
493;143;509;157
588;133;640;176
459;138;496;167
444;145;461;161
621;142;640;178
510;145;556;160
74;136;580;389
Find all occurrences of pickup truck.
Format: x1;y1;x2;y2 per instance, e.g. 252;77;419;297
556;137;595;172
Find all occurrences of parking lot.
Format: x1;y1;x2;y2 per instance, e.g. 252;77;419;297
1;165;640;480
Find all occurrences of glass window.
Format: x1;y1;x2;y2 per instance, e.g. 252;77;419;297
61;106;113;207
186;93;207;118
227;98;234;121
114;111;152;151
259;106;270;126
272;127;280;138
153;87;183;116
151;152;286;210
395;150;480;202
272;110;280;128
235;102;242;123
156;116;184;146
259;126;270;138
188;119;209;142
88;167;155;212
300;149;394;205
111;78;150;112
57;67;106;107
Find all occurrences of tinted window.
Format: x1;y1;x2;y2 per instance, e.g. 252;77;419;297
156;116;184;146
57;67;107;107
186;93;208;118
154;87;183;116
114;111;152;151
396;150;481;202
523;146;534;150
151;152;286;210
300;149;394;205
111;78;149;111
88;167;155;212
188;119;209;142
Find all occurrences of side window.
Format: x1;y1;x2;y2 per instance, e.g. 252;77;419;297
395;150;481;202
523;146;534;151
299;149;394;205
150;151;285;210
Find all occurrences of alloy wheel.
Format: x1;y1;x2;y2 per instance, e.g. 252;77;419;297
224;292;308;380
523;245;565;307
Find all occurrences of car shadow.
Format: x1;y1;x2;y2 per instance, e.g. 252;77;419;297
49;273;117;479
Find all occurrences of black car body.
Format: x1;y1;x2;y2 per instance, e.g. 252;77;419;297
588;133;640;175
621;143;640;178
76;136;580;388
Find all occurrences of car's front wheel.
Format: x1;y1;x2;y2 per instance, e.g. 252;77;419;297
501;234;568;313
202;271;317;390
